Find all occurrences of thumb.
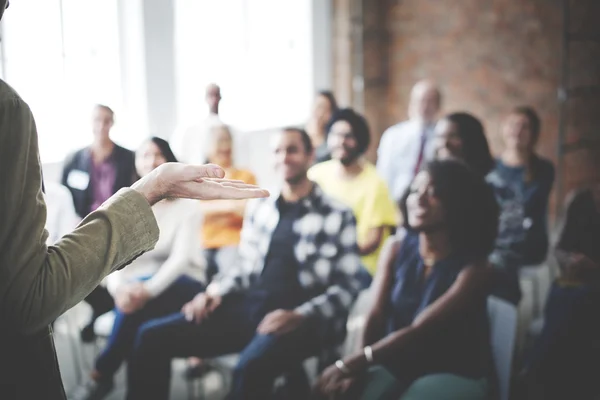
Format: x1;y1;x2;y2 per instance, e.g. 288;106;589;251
191;164;225;180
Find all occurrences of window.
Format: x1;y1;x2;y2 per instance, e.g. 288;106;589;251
1;0;123;163
174;0;314;131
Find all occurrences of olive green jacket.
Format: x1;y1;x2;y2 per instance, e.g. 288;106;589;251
0;79;159;399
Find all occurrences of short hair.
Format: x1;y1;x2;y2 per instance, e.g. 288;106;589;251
282;127;313;154
399;159;499;259
326;108;371;156
444;112;494;177
94;104;114;117
512;106;541;144
317;90;339;114
148;136;178;163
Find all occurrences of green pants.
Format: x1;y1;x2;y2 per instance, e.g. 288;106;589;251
360;366;489;400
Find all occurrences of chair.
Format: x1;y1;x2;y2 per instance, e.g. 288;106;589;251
487;296;518;400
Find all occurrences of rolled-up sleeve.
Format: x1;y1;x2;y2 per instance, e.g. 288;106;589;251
0;88;159;335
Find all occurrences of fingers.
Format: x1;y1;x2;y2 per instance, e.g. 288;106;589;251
212;185;270;200
190;164;225;179
196;178;246;184
257;314;275;334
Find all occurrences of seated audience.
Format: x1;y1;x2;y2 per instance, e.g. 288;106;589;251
432;112;494;178
309;108;397;275
314;159;499;400
200;124;256;280
433;111;521;304
487;106;555;270
520;182;600;400
306;90;339;164
124;128;365;400
62;104;137;342
377;80;441;202
74;137;206;400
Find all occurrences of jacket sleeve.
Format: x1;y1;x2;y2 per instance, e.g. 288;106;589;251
0;94;159;335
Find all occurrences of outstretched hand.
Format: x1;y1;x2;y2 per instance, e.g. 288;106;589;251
132;163;270;205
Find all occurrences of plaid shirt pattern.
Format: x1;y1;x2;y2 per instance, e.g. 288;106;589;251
207;184;365;343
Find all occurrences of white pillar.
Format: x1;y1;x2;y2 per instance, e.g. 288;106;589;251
117;0;177;145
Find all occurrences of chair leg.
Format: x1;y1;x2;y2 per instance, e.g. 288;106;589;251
64;312;84;386
187;378;198;400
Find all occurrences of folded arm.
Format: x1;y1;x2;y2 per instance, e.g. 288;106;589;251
347;261;494;371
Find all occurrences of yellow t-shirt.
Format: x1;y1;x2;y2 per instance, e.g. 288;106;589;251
309;161;398;275
200;168;256;249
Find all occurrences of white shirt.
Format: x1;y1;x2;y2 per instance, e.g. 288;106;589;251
376;119;437;201
44;181;79;244
106;199;206;297
170;114;252;171
170;114;222;165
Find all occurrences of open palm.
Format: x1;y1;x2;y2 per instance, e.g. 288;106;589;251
133;163;270;204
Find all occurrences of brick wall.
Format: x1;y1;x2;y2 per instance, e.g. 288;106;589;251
332;0;600;220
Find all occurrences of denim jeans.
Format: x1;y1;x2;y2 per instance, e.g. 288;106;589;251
94;276;204;377
125;291;321;400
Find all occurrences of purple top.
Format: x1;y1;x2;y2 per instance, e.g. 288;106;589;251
90;154;117;211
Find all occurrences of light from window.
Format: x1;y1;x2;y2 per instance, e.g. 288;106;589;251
1;0;123;163
174;0;313;132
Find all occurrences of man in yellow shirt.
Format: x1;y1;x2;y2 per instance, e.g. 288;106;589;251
309;108;397;274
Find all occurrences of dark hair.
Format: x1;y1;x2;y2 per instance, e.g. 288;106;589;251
317;90;339;114
512;106;541;145
148;136;178;163
399;159;499;259
444;112;494;177
511;106;542;181
327;108;371;156
282;127;313;154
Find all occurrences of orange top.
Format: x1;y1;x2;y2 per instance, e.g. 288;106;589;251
200;168;256;249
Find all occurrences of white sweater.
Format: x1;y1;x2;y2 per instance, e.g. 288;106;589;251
106;199;206;297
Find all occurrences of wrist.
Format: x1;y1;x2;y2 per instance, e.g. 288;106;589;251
132;174;162;206
343;353;368;374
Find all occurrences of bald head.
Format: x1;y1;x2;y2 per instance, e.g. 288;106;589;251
408;79;442;123
205;83;221;115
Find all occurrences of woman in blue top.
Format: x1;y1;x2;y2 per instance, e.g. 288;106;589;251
433;112;521;304
314;159;500;399
487;106;555;270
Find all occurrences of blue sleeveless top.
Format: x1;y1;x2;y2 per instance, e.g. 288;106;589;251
385;230;494;382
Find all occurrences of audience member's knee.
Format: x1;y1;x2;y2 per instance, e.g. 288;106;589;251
133;321;163;353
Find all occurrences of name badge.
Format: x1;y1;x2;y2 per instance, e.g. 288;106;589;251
67;170;90;191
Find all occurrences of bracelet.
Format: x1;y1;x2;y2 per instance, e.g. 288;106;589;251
363;345;374;363
334;359;351;375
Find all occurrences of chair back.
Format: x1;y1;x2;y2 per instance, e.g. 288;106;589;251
487;296;518;400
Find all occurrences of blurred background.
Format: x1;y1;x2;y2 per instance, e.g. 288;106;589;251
1;0;598;215
2;1;600;399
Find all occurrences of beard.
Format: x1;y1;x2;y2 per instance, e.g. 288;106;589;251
285;171;308;185
338;149;361;166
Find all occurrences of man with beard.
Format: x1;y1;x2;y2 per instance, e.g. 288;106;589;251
124;128;365;400
309;109;397;276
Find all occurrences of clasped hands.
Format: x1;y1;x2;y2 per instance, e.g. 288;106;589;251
181;293;306;335
115;282;151;314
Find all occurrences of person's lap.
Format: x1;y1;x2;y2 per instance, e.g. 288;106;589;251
95;275;204;375
127;292;322;399
358;367;489;400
